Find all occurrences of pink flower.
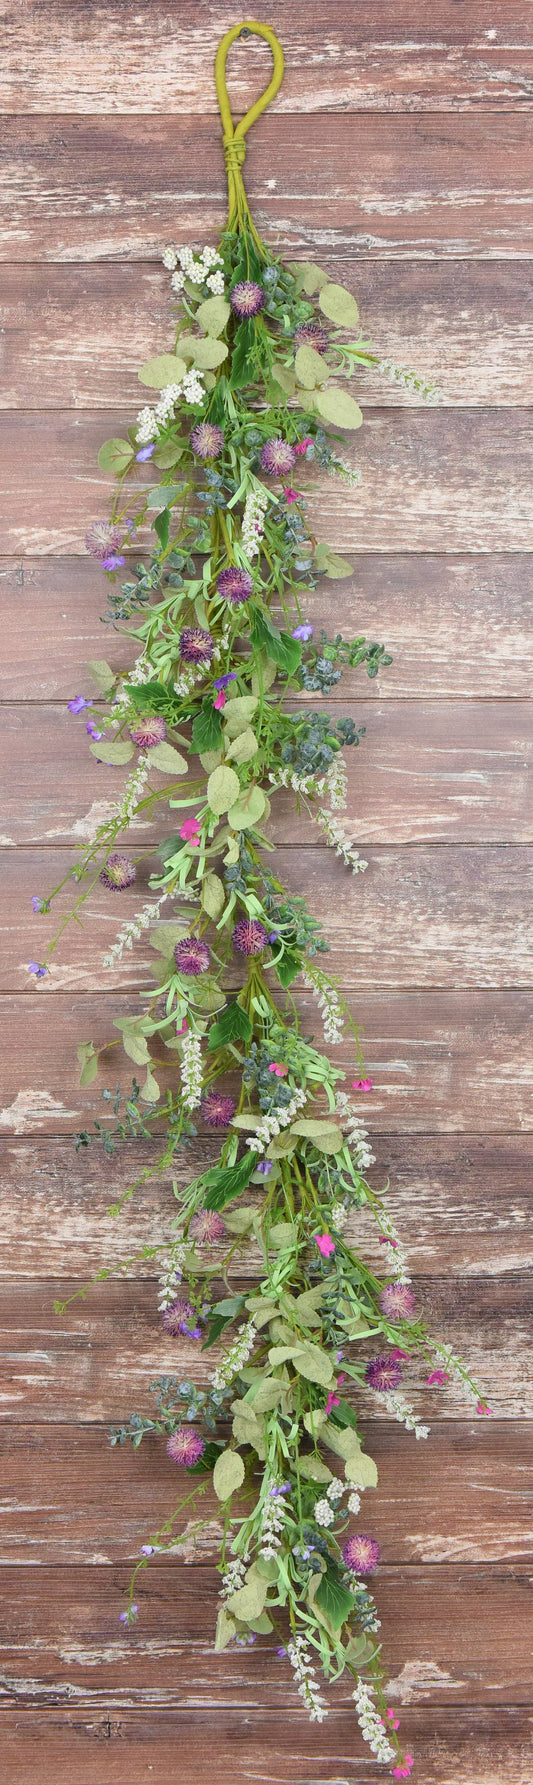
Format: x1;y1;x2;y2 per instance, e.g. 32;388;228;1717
386;1710;401;1730
426;1369;450;1386
390;1347;410;1362
180;817;201;845
315;1233;335;1258
175;1019;188;1036
379;1235;399;1249
213;690;226;709
393;1756;414;1779
283;487;301;504
324;1376;344;1417
293;437;313;455
268;1062;288;1077
476;1402;493;1415
352;1077;373;1091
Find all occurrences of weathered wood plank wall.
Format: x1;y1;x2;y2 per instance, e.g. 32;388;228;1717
0;4;531;1781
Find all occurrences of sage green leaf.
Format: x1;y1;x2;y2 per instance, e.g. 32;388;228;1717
323;551;354;579
321;1420;361;1462
138;353;187;388
303;1409;327;1437
247;1379;283;1412
315;386;363;430
290;1118;344;1154
77;1042;98;1087
271;361;296;397
298;1454;333;1484
215;1606;236;1651
266;1131;298;1160
199;748;222;772
248;1611;274;1634
255;1555;279;1582
120;1030;151;1067
191;984;226;1012
222;695;258;736
225;728;258;764
196;295;231;336
294;1285;325;1327
293;1343;335;1386
231;1113;262;1132
148;741;188;774
228;784;266;830
89;739;134;766
207;764;240;815
226;1571;268;1622
212;1448;245;1501
223;1206;255;1235
152;439;185;468
231;1411;265;1455
251;654;277;695
223;839;240;865
268;1344;302;1367
318;283;360;328
345;1450;379;1488
145;484;182;509
97;436;134;475
287;260;330;295
268;1222;296;1249
141;1066;160;1102
202;871;225;920
86;659;116;693
179;334;228;369
294;344;328;389
149;922;189;957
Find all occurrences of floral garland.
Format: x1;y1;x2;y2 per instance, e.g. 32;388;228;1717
28;24;491;1779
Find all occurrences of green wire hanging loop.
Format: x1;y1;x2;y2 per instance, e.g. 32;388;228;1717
215;21;285;247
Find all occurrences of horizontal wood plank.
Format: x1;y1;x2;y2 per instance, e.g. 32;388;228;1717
0;1275;528;1419
2;702;530;847
3;260;533;407
3;553;532;700
1;1134;531;1280
4;845;533;993
2;115;533;261
2;3;533;115
0;990;531;1135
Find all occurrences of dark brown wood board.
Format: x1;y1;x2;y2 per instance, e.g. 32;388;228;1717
1;7;531;1783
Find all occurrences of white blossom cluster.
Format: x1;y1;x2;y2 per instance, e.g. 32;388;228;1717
326;752;348;810
111;752;151;824
259;1487;287;1559
332;456;362;487
330;1201;348;1229
179;1030;203;1111
245;1086;307;1154
383;1390;430;1440
173;663;207;698
102;892;170;967
135;371;206;445
376;1209;412;1284
431;1342;486;1412
313;1497;335;1528
335;1091;376;1171
210;1318;257;1392
287;1637;328;1723
157;1241;188;1311
315;807;368;875
219;1555;247;1600
268;766;326;797
127;653;153;686
347;1489;362;1514
163;243;225;295
352;1679;396;1764
211;623;231;664
301;963;345;1045
376;357;443;403
327;1476;346;1502
241;481;269;559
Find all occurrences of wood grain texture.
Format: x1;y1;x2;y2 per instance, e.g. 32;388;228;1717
0;1708;531;1785
2;4;533;115
2;701;530;847
3;409;531;555
2;115;533;261
4;845;533;992
3;260;533;407
2;553;532;700
1;1134;531;1279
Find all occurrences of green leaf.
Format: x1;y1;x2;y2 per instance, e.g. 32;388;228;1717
179;334;228;369
152;439;186;468
126;680;171;715
86;659;116;693
247;1379;283;1412
323;552;354;580
207;764;240;816
268;1222;297;1250
148;741;188;774
298;1455;333;1484
344;1450;379;1488
145;484;182;509
294;1285;325;1327
250;610;302;678
138;353;187;388
89;739;134;766
202;871;225;920
214;1606;237;1651
199;749;222;772
268;1344;302;1367
321;1420;362;1463
191;701;224;754
224;1205;255;1234
303;1409;327;1437
227;784;266;830
141;1066;160;1102
290;1118;344;1154
315;386;363;430
225;728;258;765
208;1000;253;1051
153;508;170;550
97;436;134;475
251;654;278;695
294;344;328;389
275;948;302;989
221;695;258;737
293;1343;335;1386
77;1041;98;1086
195;296;231;336
315;1563;357;1632
192;984;226;1013
226;1566;268;1622
287;260;330;295
212;1448;245;1501
118;1028;151;1067
204;1150;257;1213
318;283;360;328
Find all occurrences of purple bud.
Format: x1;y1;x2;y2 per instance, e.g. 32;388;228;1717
86;719;104;740
292;623;314;642
136;444;155;462
28;960;47;978
68;695;91;714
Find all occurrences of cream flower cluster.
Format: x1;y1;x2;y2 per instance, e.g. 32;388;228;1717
315;807;368;874
219;1555;247;1600
352;1679;396;1763
157;1241;188;1311
136;371;206;444
102;892;170;968
335;1091;376;1171
259;1487;287;1559
111;753;151;824
210;1318;257;1392
163;243;225;296
301;963;345;1045
326;752;348;811
383;1390;430;1440
287;1637;328;1723
241;481;269;559
179;1030;203;1111
245;1086;307;1154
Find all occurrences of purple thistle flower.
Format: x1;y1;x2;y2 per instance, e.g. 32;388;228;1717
365;1354;403;1393
213;672;237;690
256;1160;273;1177
260;437;297;477
292;623;314;642
130;716;167;749
189;1209;227;1246
174;936;211;976
161;1298;196;1337
68;695;91;714
31;896;50;914
178;627;214;665
343;1534;381;1576
200;1091;236;1130
99;853;136;892
294;320;329;353
28;960;47;978
379;1283;417;1323
86;719;104;740
136;443;155;462
101;552;125;571
85;519;123;562
166;1426;205;1467
217;567;253;606
232;919;268;957
190;422;225;460
230;280;265;318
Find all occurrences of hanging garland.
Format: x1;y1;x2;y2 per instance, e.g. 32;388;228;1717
30;24;491;1778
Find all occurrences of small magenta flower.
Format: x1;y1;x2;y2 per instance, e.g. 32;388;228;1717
230;280;265;318
178;627;214;665
390;1347;410;1362
28;960;47;978
179;817;201;845
99;853;136;892
174;936;211;976
189;1209;227;1245
292;623;314;642
393;1758;414;1780
476;1402;493;1416
136;443;155;462
379;1283;417;1323
324;1381;343;1416
352;1077;373;1091
294;320;329;353
426;1368;450;1386
283;487;300;505
130;716;167;749
161;1298;196;1337
232;919;268;956
293;436;314;455
379;1235;399;1250
190;422;225;459
200;1091;236;1129
213;672;237;690
213;690;226;709
68;695;91;714
260;437;296;477
315;1233;335;1258
268;1062;288;1077
31;896;50;914
386;1710;401;1731
343;1534;381;1576
166;1426;205;1467
366;1354;403;1392
217;567;253;606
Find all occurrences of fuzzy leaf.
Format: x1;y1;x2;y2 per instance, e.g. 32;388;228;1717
148;741;188;774
293;1343;335;1386
202;871;225;920
344;1450;379;1488
321;1420;361;1462
303;1409;327;1437
225;728;258;765
315;386;363;431
86;659;117;693
138;353;187;388
196;296;231;336
294;1285;325;1327
199;748;222;772
294;344;328;389
266;1131;298;1160
228;784;266;830
251;654;278;695
141;1066;160;1103
77;1042;98;1087
179;334;228;369
222;695;258;736
89;738;134;766
145;484;182;509
224;1207;255;1236
298;1455;333;1484
287;260;330;295
207;764;240;815
212;1448;245;1501
271;361;296;397
152;440;185;468
226;1568;268;1622
268;1345;302;1367
318;283;360;328
215;1606;236;1652
97;436;134;475
290;1118;344;1154
268;1222;296;1249
247;1379;283;1412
